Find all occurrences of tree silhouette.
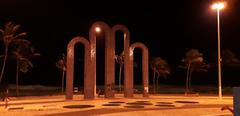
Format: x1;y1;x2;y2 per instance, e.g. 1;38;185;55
150;57;170;94
222;49;240;67
0;22;27;83
56;53;66;94
180;49;209;94
115;52;124;92
12;40;39;96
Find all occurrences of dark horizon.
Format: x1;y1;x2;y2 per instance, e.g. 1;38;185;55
0;0;240;87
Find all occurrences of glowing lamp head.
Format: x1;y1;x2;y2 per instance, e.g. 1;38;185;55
212;2;225;10
95;27;101;33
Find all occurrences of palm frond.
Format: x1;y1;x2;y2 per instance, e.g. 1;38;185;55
5;22;14;35
151;57;171;78
33;53;40;56
14;32;27;39
12;25;21;34
12;38;30;45
0;29;4;34
19;57;33;73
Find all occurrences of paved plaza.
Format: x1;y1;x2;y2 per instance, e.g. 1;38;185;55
0;94;233;116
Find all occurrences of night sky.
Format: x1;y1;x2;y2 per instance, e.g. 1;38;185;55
0;0;240;86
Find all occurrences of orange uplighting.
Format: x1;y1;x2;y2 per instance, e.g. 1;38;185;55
212;2;225;10
95;27;101;33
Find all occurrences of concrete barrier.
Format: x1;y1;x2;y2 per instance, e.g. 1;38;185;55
233;87;240;115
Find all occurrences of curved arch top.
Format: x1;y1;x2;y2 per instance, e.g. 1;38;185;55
129;42;149;97
67;36;90;49
66;36;93;100
89;21;112;60
112;24;130;55
112;24;130;58
89;21;112;46
112;24;130;37
129;42;149;60
112;24;130;51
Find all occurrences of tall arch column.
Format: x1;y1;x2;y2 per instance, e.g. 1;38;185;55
112;25;132;98
89;21;114;98
66;36;92;100
129;42;149;97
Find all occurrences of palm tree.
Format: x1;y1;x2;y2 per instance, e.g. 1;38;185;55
12;41;39;96
56;53;66;94
222;49;240;67
14;53;33;96
181;49;209;94
150;57;170;94
0;21;27;83
115;52;124;92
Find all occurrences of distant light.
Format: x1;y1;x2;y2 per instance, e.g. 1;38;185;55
212;2;225;10
95;27;101;33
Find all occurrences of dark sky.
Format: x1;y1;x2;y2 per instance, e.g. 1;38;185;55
0;0;240;86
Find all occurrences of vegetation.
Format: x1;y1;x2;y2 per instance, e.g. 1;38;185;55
56;53;66;94
115;52;124;92
0;22;239;97
150;57;170;94
0;22;27;83
180;49;209;94
12;41;39;96
222;49;240;67
0;21;39;96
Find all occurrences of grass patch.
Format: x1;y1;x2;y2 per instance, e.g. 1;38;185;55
1;85;61;97
0;84;234;97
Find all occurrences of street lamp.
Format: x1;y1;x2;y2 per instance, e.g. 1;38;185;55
212;2;225;100
95;27;101;33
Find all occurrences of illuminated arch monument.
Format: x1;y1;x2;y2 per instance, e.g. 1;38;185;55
66;21;149;100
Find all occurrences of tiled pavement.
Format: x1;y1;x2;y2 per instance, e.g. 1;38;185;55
0;94;234;116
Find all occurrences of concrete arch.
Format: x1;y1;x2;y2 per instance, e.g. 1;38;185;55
89;21;114;98
129;42;149;97
66;36;93;100
111;25;132;98
65;21;150;100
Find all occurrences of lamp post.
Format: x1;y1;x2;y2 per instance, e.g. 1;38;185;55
212;2;225;100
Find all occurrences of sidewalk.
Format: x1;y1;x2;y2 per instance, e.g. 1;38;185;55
0;94;234;116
